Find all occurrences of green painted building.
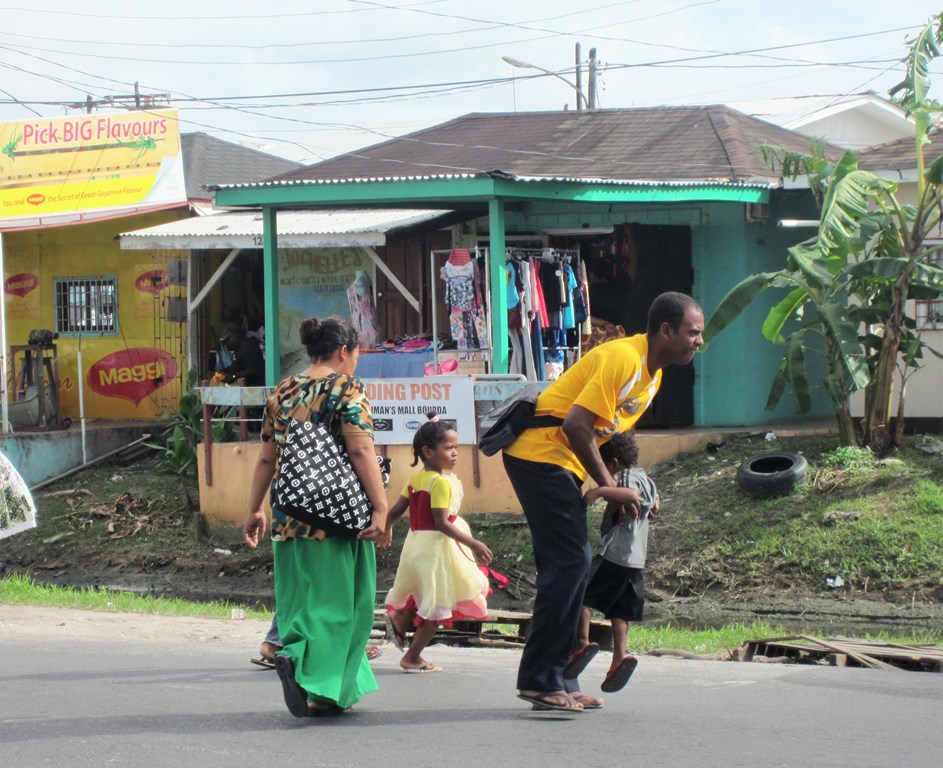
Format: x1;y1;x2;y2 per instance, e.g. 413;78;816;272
215;106;834;429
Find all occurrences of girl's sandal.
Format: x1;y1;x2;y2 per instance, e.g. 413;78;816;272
385;614;408;651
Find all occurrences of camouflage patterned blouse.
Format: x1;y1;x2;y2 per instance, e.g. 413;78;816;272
261;372;374;541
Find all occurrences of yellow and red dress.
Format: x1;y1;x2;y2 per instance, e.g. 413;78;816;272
385;470;489;626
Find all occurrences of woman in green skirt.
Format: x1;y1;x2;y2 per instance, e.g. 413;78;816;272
243;315;388;717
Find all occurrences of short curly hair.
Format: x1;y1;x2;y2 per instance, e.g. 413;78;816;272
599;431;639;469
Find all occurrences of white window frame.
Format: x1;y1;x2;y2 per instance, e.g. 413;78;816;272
916;241;943;331
54;276;118;335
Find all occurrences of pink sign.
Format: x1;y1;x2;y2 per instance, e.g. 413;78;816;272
5;273;39;297
87;348;177;405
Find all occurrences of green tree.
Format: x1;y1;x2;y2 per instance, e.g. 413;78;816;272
704;14;943;454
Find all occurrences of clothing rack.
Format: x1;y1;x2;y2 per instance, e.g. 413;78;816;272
506;247;579;263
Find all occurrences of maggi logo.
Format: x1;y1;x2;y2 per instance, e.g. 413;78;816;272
97;359;166;386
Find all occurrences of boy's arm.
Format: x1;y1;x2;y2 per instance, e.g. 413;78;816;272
585;485;641;517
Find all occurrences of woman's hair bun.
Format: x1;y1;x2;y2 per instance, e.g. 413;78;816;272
299;317;321;346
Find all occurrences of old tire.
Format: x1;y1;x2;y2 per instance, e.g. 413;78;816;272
736;451;808;499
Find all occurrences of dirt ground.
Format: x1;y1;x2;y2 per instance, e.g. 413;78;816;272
2;441;943;637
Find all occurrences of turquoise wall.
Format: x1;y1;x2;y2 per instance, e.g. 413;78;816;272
694;191;830;426
502;192;831;428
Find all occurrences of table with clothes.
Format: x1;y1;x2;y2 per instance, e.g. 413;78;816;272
355;339;438;379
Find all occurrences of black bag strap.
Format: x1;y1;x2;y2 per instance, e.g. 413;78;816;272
528;414;564;429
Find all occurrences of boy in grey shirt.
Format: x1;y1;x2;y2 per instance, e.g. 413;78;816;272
572;432;658;693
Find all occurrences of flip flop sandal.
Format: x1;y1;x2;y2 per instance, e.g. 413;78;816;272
563;642;600;680
307;702;345;718
366;645;384;662
400;661;443;673
601;655;639;693
250;657;276;670
570;692;604;710
273;655;310;718
517;692;584;713
385;614;408;651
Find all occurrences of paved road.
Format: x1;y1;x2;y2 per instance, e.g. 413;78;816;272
1;607;940;768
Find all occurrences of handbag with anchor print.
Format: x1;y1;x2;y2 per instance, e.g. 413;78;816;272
274;376;391;537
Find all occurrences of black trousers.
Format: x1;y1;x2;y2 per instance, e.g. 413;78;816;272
503;453;591;692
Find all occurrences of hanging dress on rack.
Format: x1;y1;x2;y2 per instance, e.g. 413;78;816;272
347;270;379;348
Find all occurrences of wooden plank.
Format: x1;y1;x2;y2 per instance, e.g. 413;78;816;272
797;635;900;671
736;635;943;672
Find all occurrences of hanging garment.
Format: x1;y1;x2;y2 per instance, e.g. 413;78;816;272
562;263;578;330
347;271;379;348
441;260;475;312
532;260;550;329
506;262;521;310
571;262;589;326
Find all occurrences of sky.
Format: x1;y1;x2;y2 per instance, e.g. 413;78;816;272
0;0;940;166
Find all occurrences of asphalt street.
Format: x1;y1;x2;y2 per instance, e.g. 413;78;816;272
1;608;940;768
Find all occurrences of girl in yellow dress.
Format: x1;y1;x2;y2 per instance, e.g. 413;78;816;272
382;414;493;672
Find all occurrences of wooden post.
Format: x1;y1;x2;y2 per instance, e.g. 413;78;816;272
202;380;213;486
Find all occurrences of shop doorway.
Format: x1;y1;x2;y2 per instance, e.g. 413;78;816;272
561;223;694;428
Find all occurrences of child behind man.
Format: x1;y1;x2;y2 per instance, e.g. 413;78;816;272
575;431;658;693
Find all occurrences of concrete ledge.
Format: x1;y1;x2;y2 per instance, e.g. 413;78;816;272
2;421;161;488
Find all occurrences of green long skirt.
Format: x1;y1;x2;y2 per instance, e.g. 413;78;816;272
273;536;378;709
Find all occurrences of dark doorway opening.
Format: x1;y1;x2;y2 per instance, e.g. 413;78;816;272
559;223;694;428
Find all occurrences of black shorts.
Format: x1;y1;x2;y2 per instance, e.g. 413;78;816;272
582;557;645;622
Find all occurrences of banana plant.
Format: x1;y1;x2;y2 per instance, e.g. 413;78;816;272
704;240;870;446
707;15;943;454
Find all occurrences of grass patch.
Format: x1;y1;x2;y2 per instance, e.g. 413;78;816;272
648;433;943;596
5;574;937;654
0;573;269;621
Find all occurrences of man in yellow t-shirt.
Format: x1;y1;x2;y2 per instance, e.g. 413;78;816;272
504;292;704;713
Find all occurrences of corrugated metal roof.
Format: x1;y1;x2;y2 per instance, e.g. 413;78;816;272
216;172;772;191
118;208;452;250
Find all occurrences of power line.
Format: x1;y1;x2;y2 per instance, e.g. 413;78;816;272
0;2;646;50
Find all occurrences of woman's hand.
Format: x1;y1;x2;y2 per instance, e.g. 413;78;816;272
377;527;394;548
358;509;388;542
243;508;266;549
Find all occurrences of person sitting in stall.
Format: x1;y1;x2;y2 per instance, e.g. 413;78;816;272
220;323;265;386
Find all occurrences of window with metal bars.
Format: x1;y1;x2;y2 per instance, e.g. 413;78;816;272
916;245;943;331
54;277;118;335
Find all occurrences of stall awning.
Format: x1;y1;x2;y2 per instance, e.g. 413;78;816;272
118;208;453;250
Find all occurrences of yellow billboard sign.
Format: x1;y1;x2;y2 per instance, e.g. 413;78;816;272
0;109;186;226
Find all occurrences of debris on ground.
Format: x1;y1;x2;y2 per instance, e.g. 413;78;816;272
735;634;943;672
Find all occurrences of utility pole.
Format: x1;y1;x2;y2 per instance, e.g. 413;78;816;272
575;42;583;112
588;47;598;110
69;87;171;113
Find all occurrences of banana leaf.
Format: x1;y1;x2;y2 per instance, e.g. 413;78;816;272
761;287;808;344
702;272;777;346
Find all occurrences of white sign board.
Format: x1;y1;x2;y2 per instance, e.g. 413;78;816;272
362;376;476;445
0;450;37;540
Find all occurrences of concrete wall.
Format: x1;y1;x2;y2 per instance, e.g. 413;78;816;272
1;422;157;488
693;191;832;426
196;429;736;528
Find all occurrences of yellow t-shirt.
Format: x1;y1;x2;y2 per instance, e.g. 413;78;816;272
504;334;662;479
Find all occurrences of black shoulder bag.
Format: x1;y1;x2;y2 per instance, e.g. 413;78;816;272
274;374;392;536
477;383;563;457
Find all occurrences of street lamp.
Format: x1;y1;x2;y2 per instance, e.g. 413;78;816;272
501;55;589;111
